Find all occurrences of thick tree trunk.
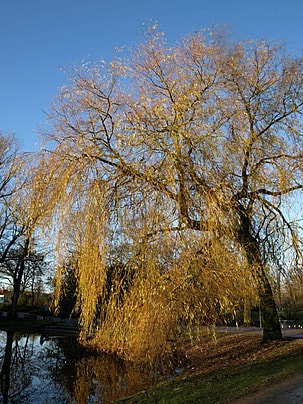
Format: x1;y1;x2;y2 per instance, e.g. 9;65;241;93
255;263;282;341
239;218;282;341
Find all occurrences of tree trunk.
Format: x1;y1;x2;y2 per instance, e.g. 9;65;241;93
9;237;30;317
255;262;282;341
239;217;282;341
10;263;23;317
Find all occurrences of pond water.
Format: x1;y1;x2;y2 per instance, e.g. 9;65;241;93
0;330;177;403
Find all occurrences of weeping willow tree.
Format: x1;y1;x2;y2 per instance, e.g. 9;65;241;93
39;27;303;361
36;150;252;362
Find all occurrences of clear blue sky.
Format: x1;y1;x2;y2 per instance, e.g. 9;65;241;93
1;0;303;151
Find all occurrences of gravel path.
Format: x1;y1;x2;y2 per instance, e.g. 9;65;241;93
216;326;303;403
232;373;303;403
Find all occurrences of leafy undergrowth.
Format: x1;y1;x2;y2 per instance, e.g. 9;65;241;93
118;332;303;403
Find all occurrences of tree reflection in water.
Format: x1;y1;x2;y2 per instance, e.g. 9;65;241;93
71;354;175;403
0;330;14;403
0;330;178;403
0;330;70;402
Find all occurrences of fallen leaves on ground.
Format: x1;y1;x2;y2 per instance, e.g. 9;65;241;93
179;332;303;377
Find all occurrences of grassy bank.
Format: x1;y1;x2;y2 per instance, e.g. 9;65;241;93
118;333;303;403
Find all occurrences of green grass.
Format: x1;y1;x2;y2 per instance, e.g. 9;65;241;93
118;349;303;403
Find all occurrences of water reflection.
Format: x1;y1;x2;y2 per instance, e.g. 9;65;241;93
0;330;177;403
0;330;70;403
0;330;13;403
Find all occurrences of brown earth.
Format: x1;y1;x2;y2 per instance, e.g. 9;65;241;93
180;330;303;376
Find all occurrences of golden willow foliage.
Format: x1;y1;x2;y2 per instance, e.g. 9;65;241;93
90;238;251;362
38;27;303;360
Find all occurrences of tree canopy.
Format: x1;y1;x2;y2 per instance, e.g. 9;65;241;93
39;27;303;361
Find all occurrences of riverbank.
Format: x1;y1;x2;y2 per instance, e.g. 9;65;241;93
2;319;303;402
0;313;79;336
118;331;303;403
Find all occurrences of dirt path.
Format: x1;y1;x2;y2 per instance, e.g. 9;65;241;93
210;327;303;403
216;325;303;339
220;326;303;404
232;372;303;403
